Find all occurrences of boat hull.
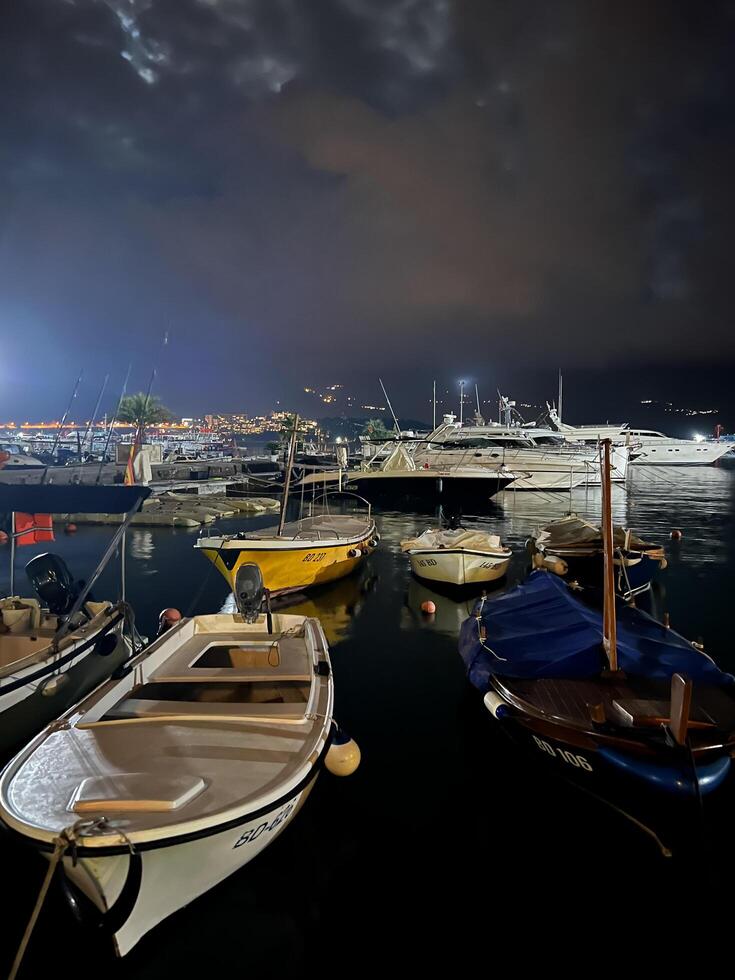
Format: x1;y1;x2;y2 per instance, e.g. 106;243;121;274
199;535;374;594
483;691;732;852
55;775;319;956
408;550;510;586
540;549;664;598
0;619;130;758
346;472;515;504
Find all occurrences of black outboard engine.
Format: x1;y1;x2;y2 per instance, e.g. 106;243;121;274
25;553;80;617
234;563;270;629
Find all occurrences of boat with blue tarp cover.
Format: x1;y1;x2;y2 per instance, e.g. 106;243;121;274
459;441;735;853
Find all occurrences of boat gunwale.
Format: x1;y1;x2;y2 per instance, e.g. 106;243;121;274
0;613;333;851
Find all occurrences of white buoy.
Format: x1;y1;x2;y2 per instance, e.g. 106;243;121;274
325;726;361;776
483;690;509;719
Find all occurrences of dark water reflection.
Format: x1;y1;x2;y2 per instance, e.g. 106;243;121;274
2;465;735;974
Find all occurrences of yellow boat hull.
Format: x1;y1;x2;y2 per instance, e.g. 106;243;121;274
200;535;375;594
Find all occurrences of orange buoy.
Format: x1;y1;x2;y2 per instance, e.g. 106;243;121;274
0;530;8;545
65;523;78;534
157;607;182;636
421;600;436;614
670;529;682;541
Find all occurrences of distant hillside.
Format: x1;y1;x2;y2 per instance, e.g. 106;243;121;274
319;416;430;440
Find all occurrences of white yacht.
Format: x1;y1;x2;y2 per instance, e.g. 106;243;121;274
546;408;732;466
412;417;629;491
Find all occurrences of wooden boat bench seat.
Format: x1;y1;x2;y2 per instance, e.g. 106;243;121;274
97;698;308;723
611;698;716;730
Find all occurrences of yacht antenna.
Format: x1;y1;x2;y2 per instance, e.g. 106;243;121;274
379;378;401;437
277;414;299;536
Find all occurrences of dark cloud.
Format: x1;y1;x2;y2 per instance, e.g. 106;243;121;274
2;1;735;421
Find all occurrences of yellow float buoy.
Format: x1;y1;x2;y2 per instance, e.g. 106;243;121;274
325;726;361;777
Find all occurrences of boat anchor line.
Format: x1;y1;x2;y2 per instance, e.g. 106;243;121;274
8;816;135;980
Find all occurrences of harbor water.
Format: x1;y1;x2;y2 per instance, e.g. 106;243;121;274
2;463;735;974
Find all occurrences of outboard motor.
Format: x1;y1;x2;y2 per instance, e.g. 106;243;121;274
233;563;271;629
25;553;80;617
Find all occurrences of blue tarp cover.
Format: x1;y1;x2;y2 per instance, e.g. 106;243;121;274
459;571;733;692
0;484;150;515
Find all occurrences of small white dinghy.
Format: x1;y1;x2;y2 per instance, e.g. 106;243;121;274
400;528;512;586
0;566;356;960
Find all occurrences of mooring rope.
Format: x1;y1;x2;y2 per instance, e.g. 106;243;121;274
8;817;117;980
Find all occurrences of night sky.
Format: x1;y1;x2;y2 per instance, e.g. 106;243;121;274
3;1;735;429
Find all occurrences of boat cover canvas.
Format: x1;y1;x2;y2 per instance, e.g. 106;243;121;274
459;571;733;690
401;528;503;552
536;514;653;550
0;485;151;515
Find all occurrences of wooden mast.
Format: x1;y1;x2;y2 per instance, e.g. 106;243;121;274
277;414;299;537
600;438;618;671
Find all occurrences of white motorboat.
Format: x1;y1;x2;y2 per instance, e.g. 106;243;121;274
0;443;45;470
412;419;630;489
0;566;355;958
297;443;518;505
400;527;512;585
0;484;149;754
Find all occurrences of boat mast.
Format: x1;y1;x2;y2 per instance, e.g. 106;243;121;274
40;370;83;484
277;414;299;536
96;364;132;484
379;378;401;437
600;438;618;671
459;380;465;426
432;380;436;430
558;370;563;424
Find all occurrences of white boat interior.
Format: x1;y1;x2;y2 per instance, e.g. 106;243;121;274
0;612;333;846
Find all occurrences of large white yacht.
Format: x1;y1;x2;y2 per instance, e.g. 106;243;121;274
546;408;732;466
412;416;630;491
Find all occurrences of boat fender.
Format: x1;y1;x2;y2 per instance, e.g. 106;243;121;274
39;673;70;697
531;552;545;569
94;631;119;657
542;555;568;576
325;725;361;776
65;523;78;534
483;690;509;719
659;556;668;570
368;538;379;548
347;548;360;558
670;529;682;540
157;607;182;636
421;600;436;614
0;530;8;545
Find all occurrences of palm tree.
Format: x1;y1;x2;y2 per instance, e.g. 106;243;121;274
361;418;391;441
118;393;173;444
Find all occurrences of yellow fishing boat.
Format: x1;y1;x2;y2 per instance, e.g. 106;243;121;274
196;416;378;595
195;514;378;595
